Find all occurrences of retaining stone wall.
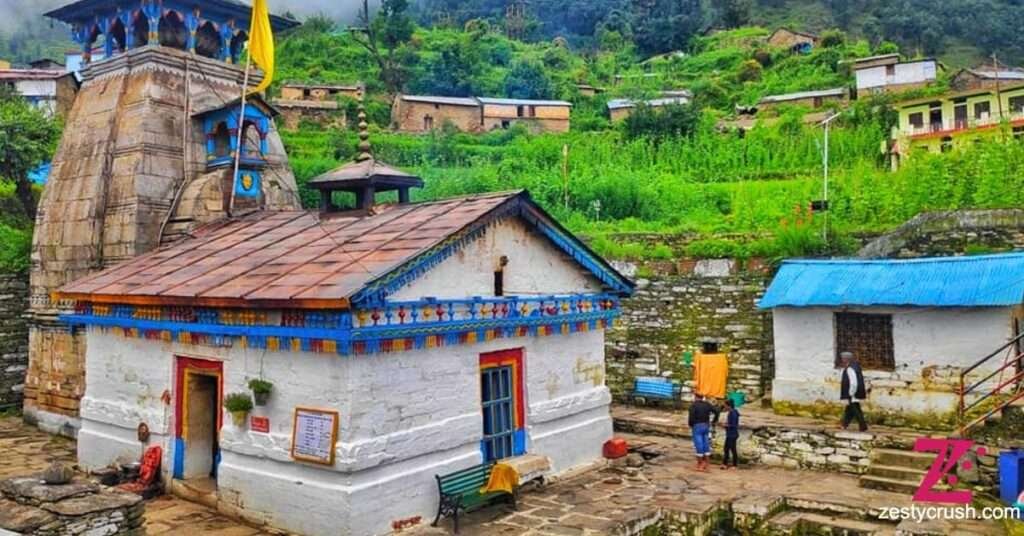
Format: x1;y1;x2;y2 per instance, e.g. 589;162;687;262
606;258;773;403
0;272;29;409
858;209;1024;258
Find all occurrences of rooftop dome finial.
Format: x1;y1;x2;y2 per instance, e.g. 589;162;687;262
356;100;372;162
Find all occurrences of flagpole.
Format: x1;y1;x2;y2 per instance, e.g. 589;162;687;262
228;51;253;217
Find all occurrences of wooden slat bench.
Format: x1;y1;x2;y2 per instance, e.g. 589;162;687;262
630;376;683;408
432;463;516;533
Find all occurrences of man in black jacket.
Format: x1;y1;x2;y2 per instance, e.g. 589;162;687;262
839;351;868;431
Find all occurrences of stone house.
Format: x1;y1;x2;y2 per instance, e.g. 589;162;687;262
852;54;939;97
760;254;1024;423
0;68;78;117
950;68;1024;92
391;94;483;132
478;97;572;133
607;94;692;122
757;87;848;113
767;28;819;54
273;83;362;129
57;143;633;535
27;0;300;436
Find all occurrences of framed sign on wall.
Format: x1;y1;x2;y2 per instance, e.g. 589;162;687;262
290;407;339;465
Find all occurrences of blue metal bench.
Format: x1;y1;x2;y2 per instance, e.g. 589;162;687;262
630;376;682;408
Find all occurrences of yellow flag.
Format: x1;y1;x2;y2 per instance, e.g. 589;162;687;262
247;0;274;94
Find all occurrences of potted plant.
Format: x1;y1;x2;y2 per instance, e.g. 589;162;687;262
248;378;273;406
224;392;253;427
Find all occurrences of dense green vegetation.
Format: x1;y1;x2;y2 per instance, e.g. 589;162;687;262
412;0;1024;65
0;89;60;272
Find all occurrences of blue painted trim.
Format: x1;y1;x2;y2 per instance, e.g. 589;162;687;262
59;314;350;341
173;437;185;479
513;429;526;456
351;309;617;340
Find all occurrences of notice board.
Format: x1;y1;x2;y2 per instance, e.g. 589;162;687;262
290;407;339;465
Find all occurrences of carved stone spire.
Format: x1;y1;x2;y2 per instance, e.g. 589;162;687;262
356;103;372;162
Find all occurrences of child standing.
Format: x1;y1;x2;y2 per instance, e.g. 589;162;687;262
721;398;740;469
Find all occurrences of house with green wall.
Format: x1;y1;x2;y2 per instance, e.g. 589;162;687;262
890;83;1024;168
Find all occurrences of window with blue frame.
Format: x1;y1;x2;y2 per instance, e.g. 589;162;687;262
481;365;515;462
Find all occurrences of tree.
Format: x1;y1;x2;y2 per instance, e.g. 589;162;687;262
504;59;554;100
409;36;481;96
623;103;701;141
352;0;416;97
717;0;752;29
631;0;709;55
0;88;61;222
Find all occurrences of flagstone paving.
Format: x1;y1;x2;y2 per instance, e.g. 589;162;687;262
0;414;1011;535
0;415;277;535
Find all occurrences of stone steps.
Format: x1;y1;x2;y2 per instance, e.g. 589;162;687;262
764;511;897;536
865;463;926;482
868;448;935;471
858;474;920;494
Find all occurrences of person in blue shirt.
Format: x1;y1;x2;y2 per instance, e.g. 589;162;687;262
720;398;740;469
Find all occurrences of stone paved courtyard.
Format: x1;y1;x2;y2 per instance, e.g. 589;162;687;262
0;416;274;535
0;414;1014;535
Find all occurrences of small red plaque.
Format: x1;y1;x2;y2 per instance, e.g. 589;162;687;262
250;416;270;433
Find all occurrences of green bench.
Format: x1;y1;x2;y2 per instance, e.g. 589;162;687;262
432;463;517;533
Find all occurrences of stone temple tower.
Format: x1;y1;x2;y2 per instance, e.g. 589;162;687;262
27;0;301;434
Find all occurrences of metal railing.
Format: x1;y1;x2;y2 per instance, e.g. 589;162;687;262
957;331;1024;435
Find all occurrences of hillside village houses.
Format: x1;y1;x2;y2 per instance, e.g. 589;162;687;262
0;67;78;117
889;80;1024;165
607;91;693;122
391;94;573;133
767;27;819;54
756;87;849;113
851;53;939;97
272;82;363;129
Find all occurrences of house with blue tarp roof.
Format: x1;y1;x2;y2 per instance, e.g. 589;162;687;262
760;253;1024;424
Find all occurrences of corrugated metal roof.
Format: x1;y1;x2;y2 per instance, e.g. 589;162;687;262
608;96;690;110
0;69;73;81
477;97;572;107
759;87;847;104
759;253;1024;309
400;95;479;107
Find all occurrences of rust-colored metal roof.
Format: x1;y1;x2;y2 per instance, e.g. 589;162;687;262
59;192;522;309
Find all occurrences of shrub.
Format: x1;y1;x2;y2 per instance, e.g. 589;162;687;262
820;29;847;48
0;224;31;272
736;60;763;82
224;392;253;413
248;379;274;394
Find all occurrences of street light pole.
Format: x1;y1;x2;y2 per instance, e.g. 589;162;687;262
819;111;842;243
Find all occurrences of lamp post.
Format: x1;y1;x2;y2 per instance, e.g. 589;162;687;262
818;111;842;243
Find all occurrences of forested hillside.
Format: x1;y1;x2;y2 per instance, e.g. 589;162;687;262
412;0;1024;65
273;17;1024;260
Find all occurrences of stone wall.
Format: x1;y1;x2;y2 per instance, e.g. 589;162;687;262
858;209;1024;259
0;272;29;409
606;257;773;402
0;476;144;535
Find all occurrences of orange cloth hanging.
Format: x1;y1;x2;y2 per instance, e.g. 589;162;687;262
694;352;729;399
480;462;519;495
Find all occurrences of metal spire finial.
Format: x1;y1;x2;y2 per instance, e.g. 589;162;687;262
356;101;372;162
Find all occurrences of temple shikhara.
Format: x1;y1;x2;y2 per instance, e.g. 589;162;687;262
26;0;300;433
